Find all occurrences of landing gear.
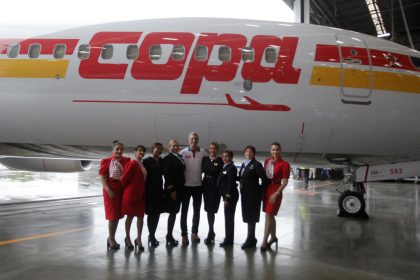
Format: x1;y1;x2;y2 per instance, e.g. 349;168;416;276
336;169;368;219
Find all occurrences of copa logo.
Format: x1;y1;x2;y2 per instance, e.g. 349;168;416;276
78;32;302;94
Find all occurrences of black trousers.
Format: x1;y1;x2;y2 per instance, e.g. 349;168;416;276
224;193;238;243
180;186;203;236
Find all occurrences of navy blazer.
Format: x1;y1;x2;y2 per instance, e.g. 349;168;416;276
163;152;185;193
217;162;238;202
238;159;269;191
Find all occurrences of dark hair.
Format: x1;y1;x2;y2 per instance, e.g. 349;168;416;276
112;140;124;149
209;142;219;150
244;145;256;154
222;149;233;159
271;142;281;150
151;142;163;151
135;145;146;152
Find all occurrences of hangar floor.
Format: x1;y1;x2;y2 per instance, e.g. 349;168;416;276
0;164;419;280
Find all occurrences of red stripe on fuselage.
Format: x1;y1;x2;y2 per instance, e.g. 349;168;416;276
0;39;79;55
314;44;418;72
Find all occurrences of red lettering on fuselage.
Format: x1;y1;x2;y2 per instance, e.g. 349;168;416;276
242;36;301;84
181;33;247;94
79;32;142;79
131;32;195;80
77;31;302;92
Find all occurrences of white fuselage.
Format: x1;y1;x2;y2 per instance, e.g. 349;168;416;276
0;18;419;165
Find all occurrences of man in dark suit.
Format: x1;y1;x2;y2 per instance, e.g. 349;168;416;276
238;145;269;249
163;139;185;246
217;149;238;247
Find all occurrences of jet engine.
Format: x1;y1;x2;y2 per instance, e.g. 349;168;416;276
0;158;93;172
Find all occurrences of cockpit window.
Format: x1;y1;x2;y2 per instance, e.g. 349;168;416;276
410;56;420;69
7;44;19;58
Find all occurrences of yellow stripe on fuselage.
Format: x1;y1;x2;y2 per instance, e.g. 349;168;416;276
0;59;69;78
310;66;420;94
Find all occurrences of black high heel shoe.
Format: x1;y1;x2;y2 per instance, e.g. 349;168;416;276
241;238;257;250
125;238;134;250
107;238;120;250
134;238;144;252
267;237;278;249
219;239;233;247
166;235;179;247
204;232;215;245
148;235;160;248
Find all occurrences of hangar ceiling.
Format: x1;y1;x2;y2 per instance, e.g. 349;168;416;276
306;0;420;50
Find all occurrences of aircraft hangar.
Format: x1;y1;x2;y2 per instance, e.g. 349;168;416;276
0;1;419;280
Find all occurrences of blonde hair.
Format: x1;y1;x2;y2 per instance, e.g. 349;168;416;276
168;138;179;149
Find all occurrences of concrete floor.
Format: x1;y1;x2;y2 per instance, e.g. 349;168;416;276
0;164;419;280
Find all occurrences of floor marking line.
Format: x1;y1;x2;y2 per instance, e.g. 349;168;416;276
0;226;93;246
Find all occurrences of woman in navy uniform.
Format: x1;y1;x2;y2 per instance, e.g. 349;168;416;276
201;142;223;245
238;145;269;249
217;149;238;247
143;142;165;248
163;139;185;247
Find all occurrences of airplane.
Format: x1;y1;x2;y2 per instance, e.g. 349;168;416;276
0;18;419;218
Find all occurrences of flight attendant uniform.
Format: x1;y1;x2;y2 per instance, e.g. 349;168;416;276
201;156;223;214
99;156;131;221
121;159;147;217
263;157;290;215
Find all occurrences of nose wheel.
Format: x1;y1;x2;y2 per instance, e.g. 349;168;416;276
338;190;367;218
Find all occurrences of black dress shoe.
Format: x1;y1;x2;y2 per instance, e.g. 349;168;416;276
204;232;215;245
148;235;160;248
219;240;233;247
241;238;257;250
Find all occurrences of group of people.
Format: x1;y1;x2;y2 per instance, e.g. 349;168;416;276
99;132;290;252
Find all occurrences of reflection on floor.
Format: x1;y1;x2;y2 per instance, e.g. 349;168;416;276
0;164;419;279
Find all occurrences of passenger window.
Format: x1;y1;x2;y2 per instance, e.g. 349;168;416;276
410;56;420;69
101;45;113;59
7;44;19;58
195;46;208;61
150;45;162;60
171;45;185;61
28;44;41;58
218;46;231;62
78;44;90;60
264;47;278;63
241;47;254;62
126;45;138;60
53;44;66;59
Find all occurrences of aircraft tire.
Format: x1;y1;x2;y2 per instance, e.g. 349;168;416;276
338;190;365;217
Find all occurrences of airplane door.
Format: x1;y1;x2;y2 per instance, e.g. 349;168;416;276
337;35;372;105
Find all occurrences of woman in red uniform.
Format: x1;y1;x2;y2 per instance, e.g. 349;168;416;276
99;141;131;250
121;145;147;251
261;142;290;251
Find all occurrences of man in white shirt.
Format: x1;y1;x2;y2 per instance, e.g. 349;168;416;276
179;132;207;245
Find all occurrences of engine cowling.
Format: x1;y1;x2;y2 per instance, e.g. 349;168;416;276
0;158;93;172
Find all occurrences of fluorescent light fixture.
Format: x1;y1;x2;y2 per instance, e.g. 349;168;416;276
365;0;388;37
377;32;391;38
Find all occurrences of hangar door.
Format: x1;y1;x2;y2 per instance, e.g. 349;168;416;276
337;35;372;105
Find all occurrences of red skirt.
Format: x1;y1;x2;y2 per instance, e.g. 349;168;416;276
103;179;123;221
262;183;283;215
121;182;145;217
